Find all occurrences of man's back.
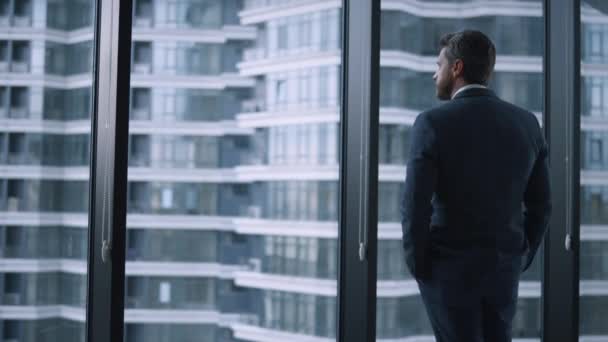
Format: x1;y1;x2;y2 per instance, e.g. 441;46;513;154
401;86;551;342
403;30;551;342
422;88;548;258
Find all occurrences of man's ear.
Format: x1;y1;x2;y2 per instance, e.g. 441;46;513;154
451;59;464;78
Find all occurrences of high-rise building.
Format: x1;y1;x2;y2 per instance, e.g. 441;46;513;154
0;0;605;341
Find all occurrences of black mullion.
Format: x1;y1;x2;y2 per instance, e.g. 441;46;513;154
542;0;580;340
86;0;133;342
337;0;381;341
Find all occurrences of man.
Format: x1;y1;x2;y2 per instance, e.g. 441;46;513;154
400;30;552;342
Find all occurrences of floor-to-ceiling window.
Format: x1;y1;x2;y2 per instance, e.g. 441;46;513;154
580;1;608;339
376;0;544;339
3;1;604;341
0;0;96;341
123;0;342;340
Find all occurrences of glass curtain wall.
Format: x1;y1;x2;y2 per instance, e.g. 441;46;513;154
0;0;96;341
123;0;342;341
376;0;544;339
580;1;608;339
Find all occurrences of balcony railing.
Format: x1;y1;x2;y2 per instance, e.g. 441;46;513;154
241;99;340;114
10;61;29;73
0;61;8;72
243;0;312;10
243;48;266;61
7;154;27;165
133;63;152;74
6;197;20;212
13;16;31;27
9;107;28;119
125;296;142;309
129;155;150;167
134;17;153;28
2;293;22;306
130;108;151;120
1;246;30;258
243;46;340;62
242;99;266;113
236;313;260;325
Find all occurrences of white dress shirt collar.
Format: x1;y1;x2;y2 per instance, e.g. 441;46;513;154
451;84;487;99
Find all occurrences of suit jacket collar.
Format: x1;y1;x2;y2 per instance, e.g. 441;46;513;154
452;87;497;100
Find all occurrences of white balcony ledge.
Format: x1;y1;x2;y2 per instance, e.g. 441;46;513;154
233;271;542;298
239;0;340;25
381;0;541;18
232;323;334;342
130;73;255;89
132;25;256;43
238;51;340;76
0;305;85;321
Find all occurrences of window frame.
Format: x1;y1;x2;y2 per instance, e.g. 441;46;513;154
79;0;594;341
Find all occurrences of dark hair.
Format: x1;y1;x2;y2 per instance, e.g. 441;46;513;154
439;30;496;85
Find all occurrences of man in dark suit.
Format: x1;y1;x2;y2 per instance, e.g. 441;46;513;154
400;30;552;342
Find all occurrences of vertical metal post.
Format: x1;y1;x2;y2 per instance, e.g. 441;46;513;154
338;0;381;341
86;0;132;341
543;0;580;340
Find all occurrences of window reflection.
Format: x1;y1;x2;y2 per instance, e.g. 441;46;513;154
124;0;342;340
378;0;544;339
0;0;95;340
580;1;608;339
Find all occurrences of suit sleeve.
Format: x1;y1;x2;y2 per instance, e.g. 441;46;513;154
400;113;438;280
522;129;552;272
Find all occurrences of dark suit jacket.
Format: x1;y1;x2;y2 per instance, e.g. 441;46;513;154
400;87;552;280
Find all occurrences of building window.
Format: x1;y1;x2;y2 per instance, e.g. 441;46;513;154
134;0;153;27
131;88;151;120
275;79;287;108
591;137;603;163
133;41;152;74
2;321;19;340
3;274;21;305
9;87;28;118
277;23;288;50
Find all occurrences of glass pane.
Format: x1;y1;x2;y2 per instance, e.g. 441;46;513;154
378;1;543;340
580;1;608;339
124;1;342;341
0;0;96;341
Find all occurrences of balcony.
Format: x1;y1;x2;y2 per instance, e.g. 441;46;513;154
130;108;151;120
244;205;262;218
240;0;340;26
232;323;334;342
6;197;20;212
243;48;266;62
236;105;340;128
241;99;266;113
129;155;150;167
2;293;21;306
132;63;152;74
125;296;143;309
134;17;153;28
12;16;31;27
0;61;8;72
243;0;310;10
2;245;28;258
128;201;149;214
7;154;26;165
238;49;340;76
10;62;29;73
45;109;63;120
0;16;8;27
9;108;28;119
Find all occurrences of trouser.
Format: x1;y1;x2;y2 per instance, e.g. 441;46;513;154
416;253;522;342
